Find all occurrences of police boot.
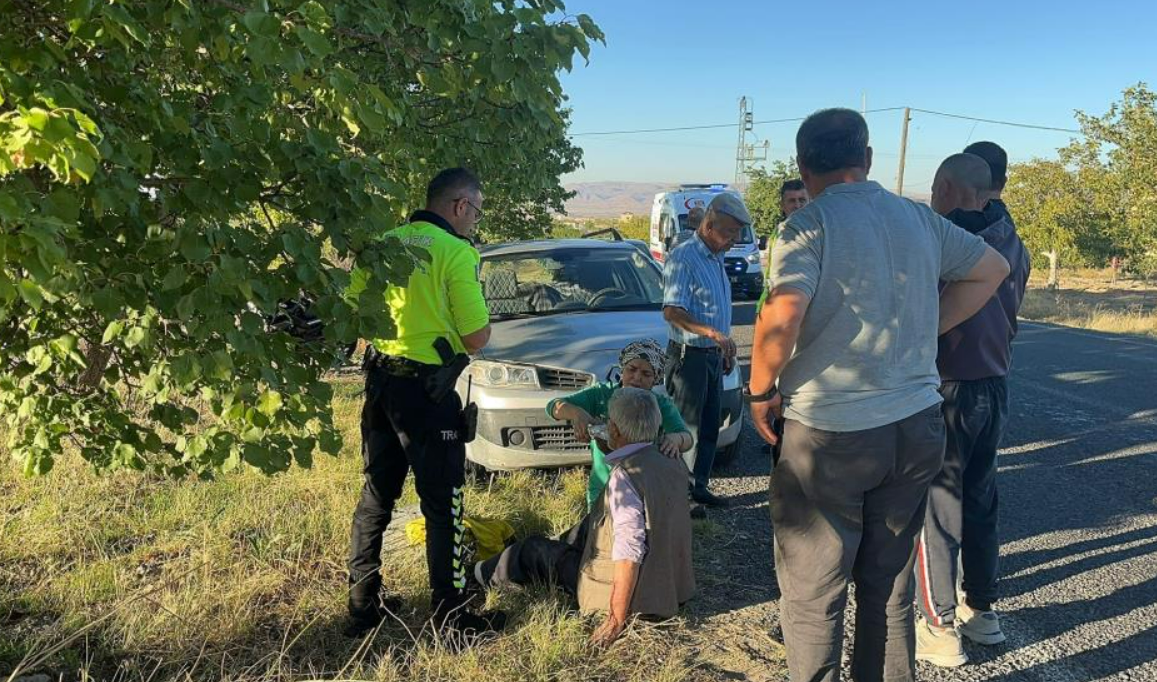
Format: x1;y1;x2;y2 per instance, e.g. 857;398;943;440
432;595;507;646
345;574;404;638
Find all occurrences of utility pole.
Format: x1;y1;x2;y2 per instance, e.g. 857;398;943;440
735;97;753;188
896;107;911;196
733;97;767;191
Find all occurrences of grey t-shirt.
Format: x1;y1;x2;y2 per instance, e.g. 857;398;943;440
770;181;987;432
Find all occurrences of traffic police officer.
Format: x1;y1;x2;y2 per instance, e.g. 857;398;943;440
346;168;504;637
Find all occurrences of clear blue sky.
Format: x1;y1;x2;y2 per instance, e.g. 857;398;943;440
559;0;1157;195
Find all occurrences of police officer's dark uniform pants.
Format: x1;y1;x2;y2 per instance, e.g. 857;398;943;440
916;377;1007;625
348;365;468;617
665;342;723;490
770;405;946;682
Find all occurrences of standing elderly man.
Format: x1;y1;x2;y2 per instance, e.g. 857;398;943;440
915;153;1030;666
746;109;1010;682
473;387;695;646
663;193;749;507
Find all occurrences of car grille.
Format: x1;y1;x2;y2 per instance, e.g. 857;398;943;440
724;257;748;274
530;425;589;452
537;367;594;390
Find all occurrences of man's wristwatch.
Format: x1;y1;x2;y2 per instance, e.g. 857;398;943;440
742;384;779;404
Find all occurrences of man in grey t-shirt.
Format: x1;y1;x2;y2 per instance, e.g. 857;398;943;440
744;109;1010;682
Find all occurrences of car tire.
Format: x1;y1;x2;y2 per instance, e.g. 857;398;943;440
465;458;494;487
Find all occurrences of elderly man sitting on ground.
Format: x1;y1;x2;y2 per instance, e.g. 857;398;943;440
472;387;695;646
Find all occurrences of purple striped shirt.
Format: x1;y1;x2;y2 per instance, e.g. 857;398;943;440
605;442;649;563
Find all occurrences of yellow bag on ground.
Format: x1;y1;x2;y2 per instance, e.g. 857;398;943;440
404;516;515;561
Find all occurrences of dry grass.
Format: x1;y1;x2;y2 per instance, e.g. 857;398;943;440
1021;269;1157;338
0;377;707;682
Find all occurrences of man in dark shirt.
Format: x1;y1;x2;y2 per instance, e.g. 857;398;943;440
915;152;1030;667
964;141;1015;226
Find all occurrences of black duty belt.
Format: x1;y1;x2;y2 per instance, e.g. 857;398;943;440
369;353;433;378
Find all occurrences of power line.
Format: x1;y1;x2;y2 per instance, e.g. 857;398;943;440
910;108;1081;134
569;105;1081;138
570;107;906;137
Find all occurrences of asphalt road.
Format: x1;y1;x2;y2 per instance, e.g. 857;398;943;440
696;302;1157;682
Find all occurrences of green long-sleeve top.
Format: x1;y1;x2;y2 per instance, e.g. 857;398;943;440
546;381;689;509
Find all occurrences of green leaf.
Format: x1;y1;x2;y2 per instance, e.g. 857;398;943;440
124;326;147;349
242;11;280;38
162;265;187;291
257;390;283;417
208;350;233;380
92;288;122;317
176;293;195;321
102;320;124;344
70;150;96;182
25;108;51;131
318;428;342;456
178;230;211;262
18;280;43;310
295;26;332;58
297;0;331;28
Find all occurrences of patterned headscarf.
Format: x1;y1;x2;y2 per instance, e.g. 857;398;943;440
618;338;666;384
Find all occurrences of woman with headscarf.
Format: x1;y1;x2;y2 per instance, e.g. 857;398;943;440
547;338;694;509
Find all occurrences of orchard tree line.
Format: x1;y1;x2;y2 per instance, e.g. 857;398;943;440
741;85;1157;281
1005;84;1157;280
0;0;602;476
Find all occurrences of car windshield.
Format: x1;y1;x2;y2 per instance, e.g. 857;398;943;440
480;248;663;319
676;215;755;244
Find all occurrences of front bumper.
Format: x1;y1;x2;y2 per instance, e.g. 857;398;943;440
465;385;744;471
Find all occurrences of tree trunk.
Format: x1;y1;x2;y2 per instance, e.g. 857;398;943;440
75;342;113;391
1044;249;1059;289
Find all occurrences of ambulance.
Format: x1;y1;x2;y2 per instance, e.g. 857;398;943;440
649;184;767;300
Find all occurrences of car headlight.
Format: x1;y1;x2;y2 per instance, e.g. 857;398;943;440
745;252;761;264
469;360;540;388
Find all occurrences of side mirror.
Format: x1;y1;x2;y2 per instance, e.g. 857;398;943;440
758;235;769;250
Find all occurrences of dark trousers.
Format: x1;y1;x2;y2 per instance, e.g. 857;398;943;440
478;518;589;595
347;366;468;614
770;405;946;682
916;377;1007;624
665;342;723;489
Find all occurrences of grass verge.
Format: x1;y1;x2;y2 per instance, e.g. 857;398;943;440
1;377;706;682
1020;273;1157;339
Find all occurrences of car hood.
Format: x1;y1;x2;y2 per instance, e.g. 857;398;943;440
479;310;667;379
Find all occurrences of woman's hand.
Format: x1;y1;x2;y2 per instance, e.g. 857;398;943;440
570;408;599;442
659;432;688;458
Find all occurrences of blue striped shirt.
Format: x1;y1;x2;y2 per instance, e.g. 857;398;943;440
662;232;732;347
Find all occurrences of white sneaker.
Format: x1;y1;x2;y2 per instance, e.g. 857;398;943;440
916;618;968;667
956;603;1006;645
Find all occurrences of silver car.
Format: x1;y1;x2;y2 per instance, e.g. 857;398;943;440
457;238;743;472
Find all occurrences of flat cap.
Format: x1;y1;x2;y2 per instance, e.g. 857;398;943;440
707;192;752;226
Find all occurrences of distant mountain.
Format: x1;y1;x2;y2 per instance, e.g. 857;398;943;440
563;182;669;218
563;181;930;217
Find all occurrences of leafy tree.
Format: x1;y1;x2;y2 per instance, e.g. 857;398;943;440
745;158;799;238
0;0;602;476
1006;83;1157;280
1069;83;1157;274
1004;160;1084;285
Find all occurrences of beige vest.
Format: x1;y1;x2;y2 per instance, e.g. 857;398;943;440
577;444;695;618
